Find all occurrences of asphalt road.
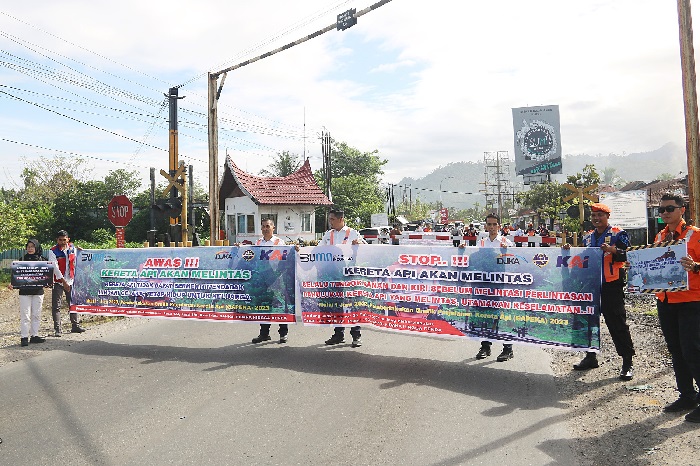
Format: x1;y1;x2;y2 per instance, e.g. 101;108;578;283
0;320;576;465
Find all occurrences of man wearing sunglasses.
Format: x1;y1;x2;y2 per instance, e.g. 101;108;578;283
654;193;700;423
572;203;635;381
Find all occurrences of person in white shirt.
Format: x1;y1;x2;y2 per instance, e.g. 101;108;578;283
319;208;366;347
250;218;289;344
472;214;516;361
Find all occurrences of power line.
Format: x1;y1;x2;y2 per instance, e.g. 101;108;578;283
0;137;153;169
177;0;354;88
0;11;169;86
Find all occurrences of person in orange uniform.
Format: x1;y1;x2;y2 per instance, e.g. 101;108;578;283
654;193;700;423
572;203;635;380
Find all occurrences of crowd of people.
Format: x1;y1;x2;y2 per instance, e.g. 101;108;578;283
8;195;700;425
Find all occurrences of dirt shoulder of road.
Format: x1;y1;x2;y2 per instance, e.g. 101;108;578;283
0;288;698;464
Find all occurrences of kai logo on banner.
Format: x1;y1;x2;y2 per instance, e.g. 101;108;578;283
259;249;290;261
556;255;589;268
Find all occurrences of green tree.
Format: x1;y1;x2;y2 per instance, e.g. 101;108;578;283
259;151;302;177
396;198;437;222
314;140;387;229
601;167;625;188
516;182;570;226
0;202;35;249
566;164;601;187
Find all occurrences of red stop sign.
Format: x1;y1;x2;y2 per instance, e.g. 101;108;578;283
108;195;133;227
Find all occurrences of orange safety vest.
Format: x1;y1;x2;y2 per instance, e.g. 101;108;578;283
654;221;700;303
583;226;626;283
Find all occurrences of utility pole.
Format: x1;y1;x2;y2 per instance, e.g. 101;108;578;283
322;130;332;201
167;87;187;244
207;73;222;243
482;151;513;219
678;0;700;224
205;1;394;242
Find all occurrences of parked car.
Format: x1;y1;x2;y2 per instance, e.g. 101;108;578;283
359;227;391;244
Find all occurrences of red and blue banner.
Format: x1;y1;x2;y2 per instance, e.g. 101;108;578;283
71;246;296;323
297;245;602;351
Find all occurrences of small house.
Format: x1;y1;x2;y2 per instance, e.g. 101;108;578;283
219;157;332;244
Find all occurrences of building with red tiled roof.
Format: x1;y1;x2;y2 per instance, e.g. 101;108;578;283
219;157;332;243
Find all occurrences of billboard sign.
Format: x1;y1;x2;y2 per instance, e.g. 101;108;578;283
512;105;562;176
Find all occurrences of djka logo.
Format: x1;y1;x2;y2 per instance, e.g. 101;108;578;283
532;253;549;268
556;255;589;269
259;249;289;261
214;250;232;260
496;253;527;265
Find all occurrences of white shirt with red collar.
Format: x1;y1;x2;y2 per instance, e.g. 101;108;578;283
255;235;283;246
319;226;366;245
479;234;514;248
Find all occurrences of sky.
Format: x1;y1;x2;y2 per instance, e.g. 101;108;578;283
0;0;694;194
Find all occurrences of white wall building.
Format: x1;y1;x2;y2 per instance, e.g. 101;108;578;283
219;157;332;244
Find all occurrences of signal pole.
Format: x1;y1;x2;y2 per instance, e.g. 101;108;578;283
678;0;700;224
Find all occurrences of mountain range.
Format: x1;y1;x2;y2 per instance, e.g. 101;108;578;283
394;143;687;210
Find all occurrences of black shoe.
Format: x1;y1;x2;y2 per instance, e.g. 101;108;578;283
664;396;699;413
252;334;271;343
351;338;362;348
619;364;634;381
573;354;599;370
71;326;86;333
29;336;46;344
476;346;491;359
20;337;28;347
325;334;345;345
278;335;288;344
496;348;514;362
685;407;700;423
54;329;62;337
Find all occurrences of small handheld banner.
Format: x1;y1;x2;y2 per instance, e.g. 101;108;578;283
297;245;602;351
626;242;688;293
71;246;296;323
11;261;53;289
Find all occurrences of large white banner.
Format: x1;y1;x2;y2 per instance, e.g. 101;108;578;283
599;190;648;229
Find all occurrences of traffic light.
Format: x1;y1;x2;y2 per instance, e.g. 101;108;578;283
164;197;182;219
153;197;182;219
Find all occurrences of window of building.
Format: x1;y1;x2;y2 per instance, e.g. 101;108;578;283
301;213;312;232
237;214;255;234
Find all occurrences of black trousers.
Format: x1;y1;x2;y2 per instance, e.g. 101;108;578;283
657;299;700;398
258;324;288;337
334;326;361;338
600;285;635;359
